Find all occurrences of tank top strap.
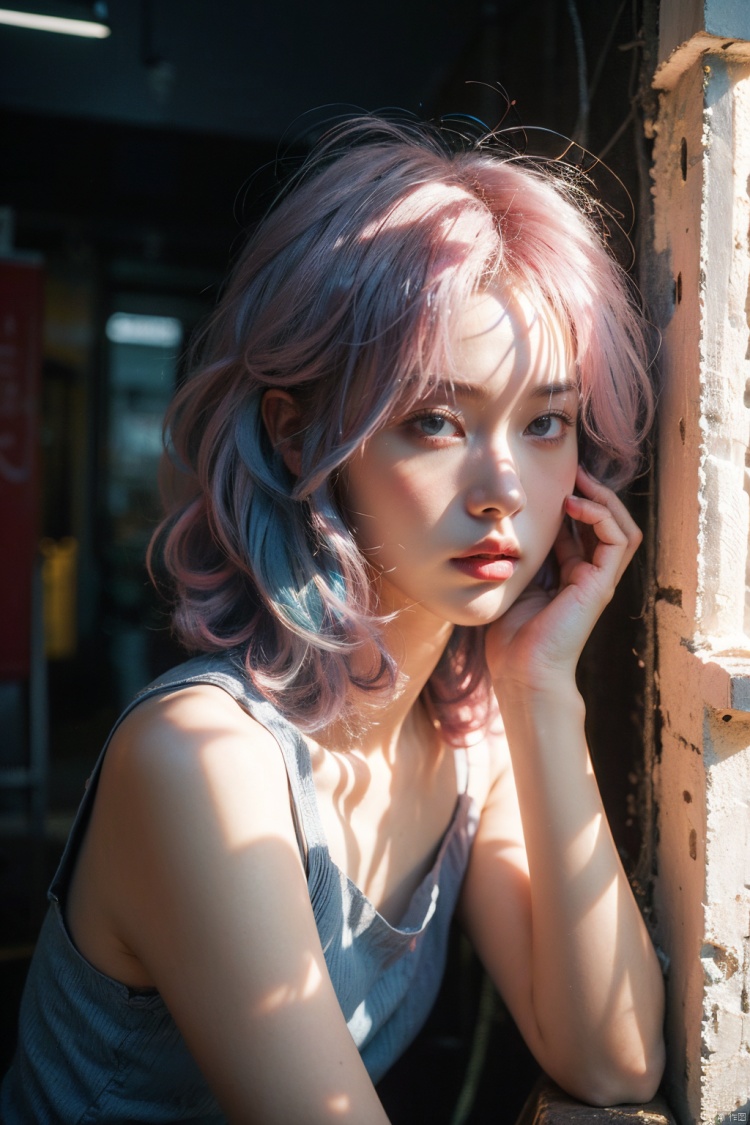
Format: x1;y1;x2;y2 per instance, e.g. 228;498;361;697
217;658;328;860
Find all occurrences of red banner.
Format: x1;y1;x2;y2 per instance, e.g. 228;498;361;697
0;258;44;678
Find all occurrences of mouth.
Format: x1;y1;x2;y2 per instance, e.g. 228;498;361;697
450;548;519;582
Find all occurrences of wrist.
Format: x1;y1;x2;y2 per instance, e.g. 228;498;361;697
491;662;579;699
492;675;584;718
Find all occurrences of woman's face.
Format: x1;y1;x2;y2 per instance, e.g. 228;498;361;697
341;287;579;627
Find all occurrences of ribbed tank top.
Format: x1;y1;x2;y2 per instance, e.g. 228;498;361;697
2;654;480;1123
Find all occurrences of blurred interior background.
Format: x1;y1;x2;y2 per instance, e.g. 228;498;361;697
0;2;651;1120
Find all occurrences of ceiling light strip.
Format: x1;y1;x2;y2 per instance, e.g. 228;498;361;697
0;8;110;37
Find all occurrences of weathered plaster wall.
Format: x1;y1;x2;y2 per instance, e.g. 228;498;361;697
701;711;750;1118
697;62;750;643
648;3;750;1119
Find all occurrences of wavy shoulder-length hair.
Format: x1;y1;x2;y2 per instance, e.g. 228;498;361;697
150;116;654;742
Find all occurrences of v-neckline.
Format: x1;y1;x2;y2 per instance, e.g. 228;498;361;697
328;791;471;932
293;727;470;931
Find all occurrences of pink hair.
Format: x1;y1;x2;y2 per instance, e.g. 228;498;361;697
150;117;654;740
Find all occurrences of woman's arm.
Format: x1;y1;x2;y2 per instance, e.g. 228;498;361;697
458;467;665;1106
77;685;391;1125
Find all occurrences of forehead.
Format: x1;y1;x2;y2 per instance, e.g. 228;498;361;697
450;287;575;390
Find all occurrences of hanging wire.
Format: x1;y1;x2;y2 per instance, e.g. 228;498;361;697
449;972;498;1125
565;0;589;147
595;0;645;163
588;0;628;103
597;104;636;161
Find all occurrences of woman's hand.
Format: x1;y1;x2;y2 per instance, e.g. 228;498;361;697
464;466;665;1106
485;465;642;690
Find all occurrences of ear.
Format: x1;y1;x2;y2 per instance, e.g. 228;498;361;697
261;389;304;477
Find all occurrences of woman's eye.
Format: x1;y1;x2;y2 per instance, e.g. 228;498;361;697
409;412;461;439
526;413;569;440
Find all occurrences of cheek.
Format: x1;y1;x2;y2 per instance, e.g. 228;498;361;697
351;465;451;565
375;478;441;562
527;452;576;507
390;465;447;516
557;442;579;496
523;453;577;549
343;458;425;550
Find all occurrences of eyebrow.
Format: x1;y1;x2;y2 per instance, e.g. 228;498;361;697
530;381;579;399
435;379;578;401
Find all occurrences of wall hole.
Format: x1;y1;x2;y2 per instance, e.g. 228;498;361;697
689;828;697;860
721;713;733;722
680;137;687;180
683;790;692;802
679;417;686;444
676;272;682;304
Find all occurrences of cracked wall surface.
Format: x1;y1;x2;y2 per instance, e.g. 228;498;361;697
648;4;750;1120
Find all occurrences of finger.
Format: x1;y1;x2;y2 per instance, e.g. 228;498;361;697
563;494;639;585
553;514;584;573
573;468;642;550
566;494;628;544
575;464;627;511
554;508;615;591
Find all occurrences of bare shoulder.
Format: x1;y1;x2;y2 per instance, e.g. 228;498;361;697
109;681;282;772
70;682;301;968
97;679;303;878
101;683;293;844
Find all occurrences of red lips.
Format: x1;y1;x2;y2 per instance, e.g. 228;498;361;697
450;539;520;582
453;538;520;561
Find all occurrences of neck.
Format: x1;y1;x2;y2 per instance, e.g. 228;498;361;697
319;604;454;758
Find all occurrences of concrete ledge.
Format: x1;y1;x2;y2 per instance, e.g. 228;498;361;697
699;651;750;714
653;33;750;91
516;1079;677;1125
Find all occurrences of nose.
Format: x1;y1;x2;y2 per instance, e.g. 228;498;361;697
465;447;526;519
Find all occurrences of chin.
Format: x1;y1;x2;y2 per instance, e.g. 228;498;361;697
445;594;519;628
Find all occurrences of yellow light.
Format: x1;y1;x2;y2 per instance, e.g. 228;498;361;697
0;8;110;36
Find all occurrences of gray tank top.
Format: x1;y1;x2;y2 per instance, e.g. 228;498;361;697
2;654;480;1123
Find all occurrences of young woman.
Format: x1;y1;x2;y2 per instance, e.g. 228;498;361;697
3;117;665;1123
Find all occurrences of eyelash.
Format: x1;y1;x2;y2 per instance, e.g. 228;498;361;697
524;410;577;443
403;408;576;444
404;409;463;440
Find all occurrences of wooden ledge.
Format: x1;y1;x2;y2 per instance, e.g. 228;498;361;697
516;1079;677;1125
